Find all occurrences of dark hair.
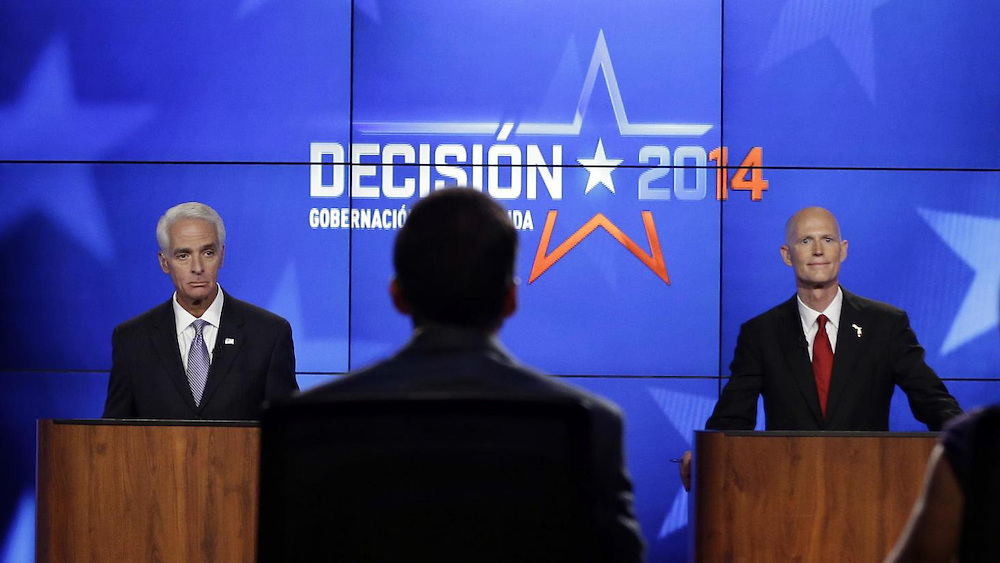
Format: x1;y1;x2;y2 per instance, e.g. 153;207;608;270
393;188;517;328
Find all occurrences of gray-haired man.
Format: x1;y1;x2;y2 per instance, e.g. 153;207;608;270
103;202;297;420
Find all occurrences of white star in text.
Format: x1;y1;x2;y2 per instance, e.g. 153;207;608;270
577;139;623;195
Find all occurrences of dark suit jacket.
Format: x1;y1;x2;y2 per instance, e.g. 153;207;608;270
102;291;298;420
707;289;962;431
291;326;645;563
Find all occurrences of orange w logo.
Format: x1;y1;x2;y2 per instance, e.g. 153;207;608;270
528;210;670;284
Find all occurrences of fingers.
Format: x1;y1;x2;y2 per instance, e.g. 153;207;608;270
680;450;692;492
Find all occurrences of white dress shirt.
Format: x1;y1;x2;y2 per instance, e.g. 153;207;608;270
797;286;843;361
173;287;224;370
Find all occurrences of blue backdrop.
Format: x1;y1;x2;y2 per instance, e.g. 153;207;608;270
2;1;1000;560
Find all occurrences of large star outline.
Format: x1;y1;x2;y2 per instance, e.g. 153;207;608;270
356;29;710;285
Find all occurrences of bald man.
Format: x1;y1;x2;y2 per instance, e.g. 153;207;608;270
706;207;961;431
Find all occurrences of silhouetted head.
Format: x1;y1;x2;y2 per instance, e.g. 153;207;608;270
391;188;518;331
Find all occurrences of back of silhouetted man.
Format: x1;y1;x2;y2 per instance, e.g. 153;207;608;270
292;187;645;562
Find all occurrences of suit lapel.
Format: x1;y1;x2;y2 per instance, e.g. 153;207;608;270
825;289;868;419
776;296;825;427
149;300;200;412
198;295;244;411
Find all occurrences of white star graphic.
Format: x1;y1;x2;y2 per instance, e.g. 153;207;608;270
918;208;1000;355
577;138;622;194
758;0;891;100
0;38;155;260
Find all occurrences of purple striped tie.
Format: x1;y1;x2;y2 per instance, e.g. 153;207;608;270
187;319;210;406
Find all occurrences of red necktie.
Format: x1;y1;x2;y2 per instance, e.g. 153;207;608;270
812;314;834;418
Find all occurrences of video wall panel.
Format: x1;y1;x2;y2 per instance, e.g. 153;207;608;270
889;380;1000;432
3;0;1000;559
0;163;352;374
723;0;1000;169
0;0;352;162
721;169;1000;380
573;376;718;562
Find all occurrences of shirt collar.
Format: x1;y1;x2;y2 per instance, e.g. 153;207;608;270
172;285;225;335
796;286;843;331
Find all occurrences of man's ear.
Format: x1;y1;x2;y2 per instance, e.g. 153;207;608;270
390;278;411;315
158;252;170;274
502;282;518;319
780;245;792;267
840;239;848;262
219;244;226;268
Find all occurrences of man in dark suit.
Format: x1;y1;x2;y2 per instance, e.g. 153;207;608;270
681;207;961;487
291;188;645;562
103;202;297;420
707;206;961;431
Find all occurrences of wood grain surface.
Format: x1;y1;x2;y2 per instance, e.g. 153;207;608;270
694;431;937;562
37;421;260;563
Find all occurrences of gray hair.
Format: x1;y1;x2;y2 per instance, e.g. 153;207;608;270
156;202;226;253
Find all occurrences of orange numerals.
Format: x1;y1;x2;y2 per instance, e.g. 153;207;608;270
708;146;768;202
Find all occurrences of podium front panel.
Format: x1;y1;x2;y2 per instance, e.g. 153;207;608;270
37;420;259;563
693;431;937;562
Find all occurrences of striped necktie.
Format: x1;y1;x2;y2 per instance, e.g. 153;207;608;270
187;319;210;406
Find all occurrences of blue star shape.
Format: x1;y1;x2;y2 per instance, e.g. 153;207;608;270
918;208;1000;355
647;387;717;538
266;261;351;381
0;37;155;260
758;0;892;100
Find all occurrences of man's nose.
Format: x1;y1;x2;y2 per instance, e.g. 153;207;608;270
811;242;823;255
191;255;204;273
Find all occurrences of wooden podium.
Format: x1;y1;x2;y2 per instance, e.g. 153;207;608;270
693;430;938;562
36;420;260;562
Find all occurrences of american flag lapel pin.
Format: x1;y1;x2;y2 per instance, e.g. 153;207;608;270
225;338;235;345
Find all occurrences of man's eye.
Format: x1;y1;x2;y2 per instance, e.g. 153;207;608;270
176;253;189;259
